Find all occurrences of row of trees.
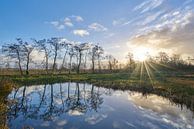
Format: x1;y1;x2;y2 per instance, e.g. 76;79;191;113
126;51;194;72
1;37;194;75
1;38;119;75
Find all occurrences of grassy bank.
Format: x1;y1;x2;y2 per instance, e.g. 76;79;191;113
0;80;14;129
0;72;193;99
1;72;194;122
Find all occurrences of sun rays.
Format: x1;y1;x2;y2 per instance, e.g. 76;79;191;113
128;46;177;86
130;58;175;87
132;46;154;62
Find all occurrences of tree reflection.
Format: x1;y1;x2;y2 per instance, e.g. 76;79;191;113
7;83;104;121
89;86;103;111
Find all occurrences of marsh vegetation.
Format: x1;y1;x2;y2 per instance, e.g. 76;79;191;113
1;38;194;129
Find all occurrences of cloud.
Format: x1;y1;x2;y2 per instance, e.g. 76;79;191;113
31;49;45;61
50;21;59;26
73;29;90;37
49;15;83;30
64;18;73;27
71;15;84;22
68;109;83;116
112;18;126;26
134;0;164;13
141;11;164;25
57;120;68;126
128;10;194;56
57;24;65;30
88;23;107;32
50;21;65;30
128;92;194;129
85;114;107;125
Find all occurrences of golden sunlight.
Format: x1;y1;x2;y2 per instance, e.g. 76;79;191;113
132;47;153;61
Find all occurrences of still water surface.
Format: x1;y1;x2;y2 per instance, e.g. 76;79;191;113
7;82;194;129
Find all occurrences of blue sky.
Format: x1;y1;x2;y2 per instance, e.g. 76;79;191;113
0;0;194;60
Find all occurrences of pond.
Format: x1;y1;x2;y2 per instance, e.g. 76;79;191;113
7;82;194;129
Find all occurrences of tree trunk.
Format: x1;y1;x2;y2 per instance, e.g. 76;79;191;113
26;53;30;75
84;50;88;72
52;49;57;73
60;49;68;73
76;83;80;101
98;56;101;73
17;51;23;75
109;61;112;71
92;57;95;73
77;52;82;74
50;84;54;113
69;55;73;74
45;53;49;74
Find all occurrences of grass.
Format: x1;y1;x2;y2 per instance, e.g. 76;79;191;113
0;79;14;129
0;71;194;127
1;72;194;96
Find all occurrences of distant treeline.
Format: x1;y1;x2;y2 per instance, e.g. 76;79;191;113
0;37;194;75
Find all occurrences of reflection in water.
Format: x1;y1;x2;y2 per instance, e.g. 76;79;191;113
128;93;194;129
7;83;194;129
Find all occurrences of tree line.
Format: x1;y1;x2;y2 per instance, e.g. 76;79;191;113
1;37;194;75
1;37;119;75
126;51;194;73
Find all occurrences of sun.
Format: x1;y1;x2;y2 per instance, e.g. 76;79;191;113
133;47;152;61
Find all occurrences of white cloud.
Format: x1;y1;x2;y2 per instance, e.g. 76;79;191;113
64;18;73;27
68;109;83;116
73;29;90;37
57;24;65;30
128;10;194;56
49;15;84;30
50;21;65;30
50;21;59;26
71;15;84;22
141;11;164;25
88;23;107;32
134;0;164;13
31;49;45;62
64;17;71;22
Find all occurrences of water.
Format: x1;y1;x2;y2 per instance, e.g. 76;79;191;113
7;82;194;129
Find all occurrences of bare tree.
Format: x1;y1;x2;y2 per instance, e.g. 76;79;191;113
60;40;71;71
33;39;51;74
126;52;134;72
2;41;25;75
74;43;90;74
16;38;35;75
106;54;117;71
68;44;76;74
90;44;104;73
96;45;104;72
158;52;169;64
170;54;183;66
83;47;90;71
48;37;63;73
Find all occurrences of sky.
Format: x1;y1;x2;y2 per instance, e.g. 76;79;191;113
0;0;194;61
